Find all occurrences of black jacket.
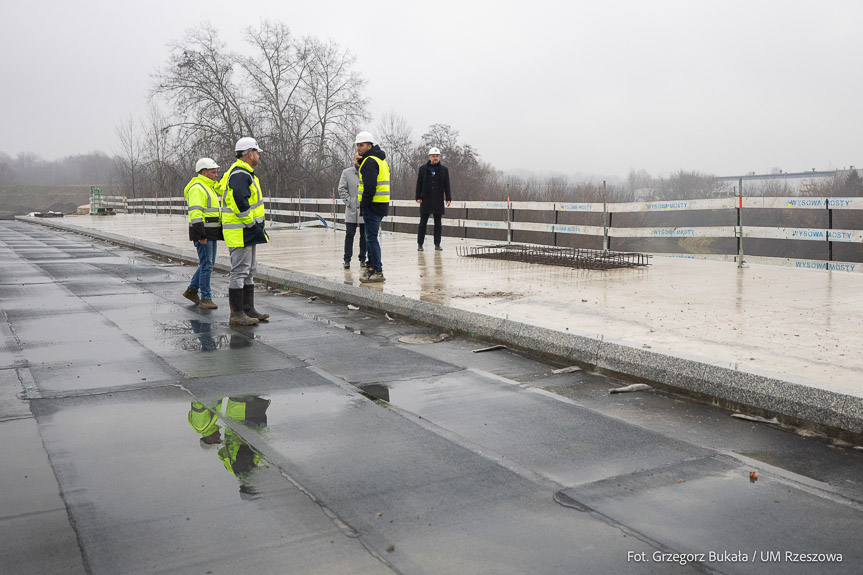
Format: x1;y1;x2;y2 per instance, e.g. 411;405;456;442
188;220;223;242
415;161;451;215
358;145;390;217
228;167;268;246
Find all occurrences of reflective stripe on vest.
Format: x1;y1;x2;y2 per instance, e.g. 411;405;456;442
219;160;267;247
188;402;220;437
185;177;222;228
357;156;391;203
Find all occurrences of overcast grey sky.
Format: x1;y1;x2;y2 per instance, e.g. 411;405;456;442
2;0;861;178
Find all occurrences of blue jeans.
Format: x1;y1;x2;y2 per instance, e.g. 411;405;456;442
362;208;384;271
344;222;366;263
189;240;217;299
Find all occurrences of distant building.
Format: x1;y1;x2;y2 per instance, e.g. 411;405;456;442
714;169;839;195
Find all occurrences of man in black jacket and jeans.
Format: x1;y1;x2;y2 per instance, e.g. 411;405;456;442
415;146;451;251
355;131;390;283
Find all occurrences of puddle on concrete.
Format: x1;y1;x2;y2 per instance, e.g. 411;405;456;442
152;320;260;351
293;312;362;335
64;256;140;265
359;384;390;402
738;450;829;484
187;395;270;491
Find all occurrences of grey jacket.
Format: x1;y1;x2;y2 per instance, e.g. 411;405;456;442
338;166;364;224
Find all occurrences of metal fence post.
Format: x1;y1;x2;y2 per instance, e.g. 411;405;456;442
608;212;613;251
553;204;559;247
464;205;469;239
506;195;512;244
827;198;834;262
602;180;608;251
737;179;744;267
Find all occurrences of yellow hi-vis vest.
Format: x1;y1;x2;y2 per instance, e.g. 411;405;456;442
219;160;267;247
218;429;262;476
225;396;271;422
188;401;220;438
357;156;391;203
184;175;222;230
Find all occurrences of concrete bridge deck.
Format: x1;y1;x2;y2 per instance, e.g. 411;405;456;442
18;214;863;436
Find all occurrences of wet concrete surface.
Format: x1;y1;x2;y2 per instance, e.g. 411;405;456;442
25;213;863;397
2;220;863;574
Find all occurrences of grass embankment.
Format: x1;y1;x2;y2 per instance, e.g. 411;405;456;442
0;185;117;218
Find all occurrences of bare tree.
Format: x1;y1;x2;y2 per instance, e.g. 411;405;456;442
241;21;314;196
114;115;144;199
377;113;413;167
142;102;181;198
304;38;369;186
376;112;414;198
0;158;16;189
153;24;254;154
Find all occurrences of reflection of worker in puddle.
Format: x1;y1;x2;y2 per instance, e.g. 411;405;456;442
418;244;448;304
189;400;222;444
189;320;217;352
187;396;271;493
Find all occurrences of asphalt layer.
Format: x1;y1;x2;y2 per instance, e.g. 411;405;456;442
2;220;863;574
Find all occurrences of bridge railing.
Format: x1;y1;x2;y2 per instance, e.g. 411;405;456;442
123;195;863;272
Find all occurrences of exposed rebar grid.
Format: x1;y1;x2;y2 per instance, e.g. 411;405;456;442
455;244;651;270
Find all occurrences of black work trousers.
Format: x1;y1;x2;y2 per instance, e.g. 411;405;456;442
344;222;366;263
418;213;442;247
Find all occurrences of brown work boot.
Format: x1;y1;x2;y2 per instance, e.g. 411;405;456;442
199;299;218;309
182;288;200;305
360;271;385;283
228;288;259;326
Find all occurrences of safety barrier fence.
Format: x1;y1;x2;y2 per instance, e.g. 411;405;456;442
120;195;863;272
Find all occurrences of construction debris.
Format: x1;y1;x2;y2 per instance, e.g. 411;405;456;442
456;243;650;270
472;344;506;353
609;383;652;394
347;304;359;310
552;366;583;374
731;413;780;425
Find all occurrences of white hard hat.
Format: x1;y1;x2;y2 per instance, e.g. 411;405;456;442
195;158;219;172
235;136;262;153
428;147;441;155
355;131;375;145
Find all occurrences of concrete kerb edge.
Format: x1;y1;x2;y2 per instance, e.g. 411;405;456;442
596;339;863;437
16;216;863;438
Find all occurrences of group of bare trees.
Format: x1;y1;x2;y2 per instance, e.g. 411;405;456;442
0;153;16;189
113;21;368;200
108;20;626;205
103;19;863;209
0;151;114;189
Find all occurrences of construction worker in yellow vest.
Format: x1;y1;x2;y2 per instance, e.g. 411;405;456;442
218;137;270;326
355;131;391;283
182;158;223;309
